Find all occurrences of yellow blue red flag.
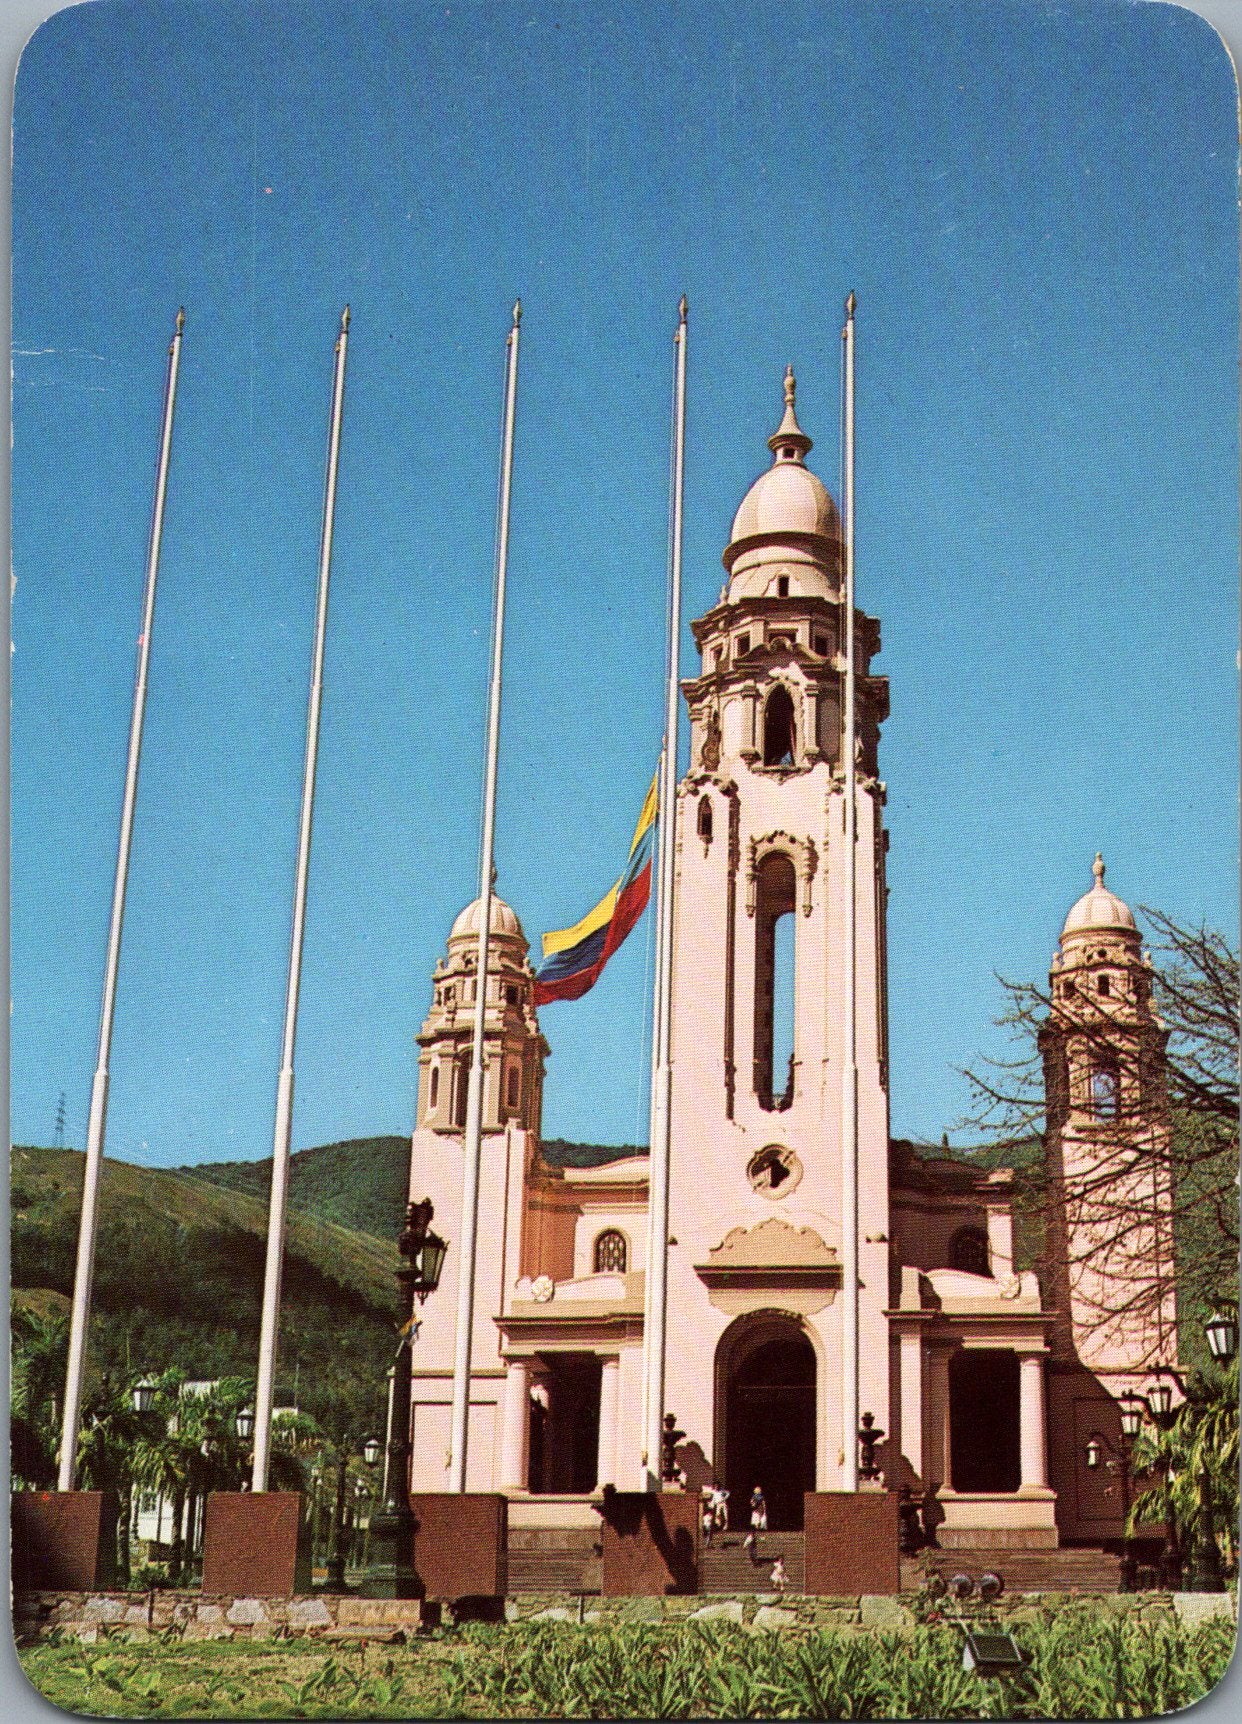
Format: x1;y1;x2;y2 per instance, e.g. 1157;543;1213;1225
533;773;659;1005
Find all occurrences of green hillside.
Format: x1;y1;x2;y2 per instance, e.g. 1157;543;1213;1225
177;1135;411;1241
10;1147;399;1428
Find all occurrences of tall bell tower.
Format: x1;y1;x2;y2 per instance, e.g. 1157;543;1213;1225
661;372;893;1504
1040;856;1178;1381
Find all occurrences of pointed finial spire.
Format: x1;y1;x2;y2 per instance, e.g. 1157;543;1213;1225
175;307;185;335
845;290;857;318
1093;852;1106;886
341;305;351;332
512;299;522;326
678;294;688;322
768;364;812;461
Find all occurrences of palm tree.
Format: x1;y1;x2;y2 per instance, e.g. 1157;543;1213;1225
10;1306;68;1487
74;1372;157;1585
1130;1359;1239;1583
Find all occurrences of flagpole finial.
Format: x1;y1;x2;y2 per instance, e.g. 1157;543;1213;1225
175;307;185;335
341;305;351;332
678;294;688;322
845;290;857;318
512;299;522;326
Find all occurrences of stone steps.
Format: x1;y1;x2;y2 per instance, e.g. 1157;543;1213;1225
506;1533;602;1595
907;1547;1123;1594
701;1533;805;1595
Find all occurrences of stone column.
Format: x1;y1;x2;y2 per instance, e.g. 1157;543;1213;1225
926;1346;953;1490
498;1359;531;1491
597;1356;621;1488
899;1332;924;1480
1018;1351;1049;1490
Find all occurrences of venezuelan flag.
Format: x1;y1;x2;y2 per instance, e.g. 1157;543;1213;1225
533;773;659;1005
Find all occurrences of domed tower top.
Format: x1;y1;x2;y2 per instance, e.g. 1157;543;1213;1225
449;893;527;945
722;368;843;603
1059;855;1139;947
416;890;547;1136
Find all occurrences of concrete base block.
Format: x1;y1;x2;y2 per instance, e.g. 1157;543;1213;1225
804;1491;900;1596
598;1489;699;1596
200;1493;311;1597
11;1491;119;1592
410;1492;507;1601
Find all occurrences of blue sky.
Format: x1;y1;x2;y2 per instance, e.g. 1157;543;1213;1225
10;0;1238;1167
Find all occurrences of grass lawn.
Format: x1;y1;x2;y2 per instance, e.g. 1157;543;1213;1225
15;1611;1238;1720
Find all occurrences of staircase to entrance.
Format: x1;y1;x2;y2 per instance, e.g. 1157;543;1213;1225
701;1532;805;1594
505;1526;1123;1596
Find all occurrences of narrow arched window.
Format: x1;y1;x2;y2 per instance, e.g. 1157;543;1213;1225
698;795;713;844
428;1064;440;1112
594;1229;627;1273
506;1064;521;1110
753;852;797;1110
950;1226;990;1275
1090;1063;1120;1120
762;686;797;767
453;1054;470;1129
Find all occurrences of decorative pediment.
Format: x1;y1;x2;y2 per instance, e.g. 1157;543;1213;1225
694;1219;840;1316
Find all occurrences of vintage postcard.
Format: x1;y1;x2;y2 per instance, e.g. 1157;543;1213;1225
9;0;1239;1717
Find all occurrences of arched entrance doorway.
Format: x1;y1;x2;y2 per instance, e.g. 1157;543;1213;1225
717;1313;816;1530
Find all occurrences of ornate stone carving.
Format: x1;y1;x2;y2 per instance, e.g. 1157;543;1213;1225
700;702;722;773
745;831;818;916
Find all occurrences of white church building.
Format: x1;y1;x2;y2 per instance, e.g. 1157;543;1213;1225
404;376;1177;1553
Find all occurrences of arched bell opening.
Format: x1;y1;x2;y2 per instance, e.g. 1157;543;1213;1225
762;684;797;767
753;853;797;1111
715;1311;817;1530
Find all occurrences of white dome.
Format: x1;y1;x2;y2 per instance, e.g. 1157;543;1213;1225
1061;855;1137;939
450;893;525;943
729;460;840;547
722;369;841;582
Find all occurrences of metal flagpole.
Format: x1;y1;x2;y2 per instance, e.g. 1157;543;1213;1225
448;300;522;1493
251;306;351;1493
58;308;186;1492
839;291;859;1492
641;294;688;1490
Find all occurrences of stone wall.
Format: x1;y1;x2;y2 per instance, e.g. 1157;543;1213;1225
13;1591;426;1645
15;1586;1232;1645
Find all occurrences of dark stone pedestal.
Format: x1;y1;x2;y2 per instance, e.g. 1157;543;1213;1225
409;1492;507;1601
804;1491;900;1595
599;1489;700;1596
11;1491;119;1591
200;1493;312;1596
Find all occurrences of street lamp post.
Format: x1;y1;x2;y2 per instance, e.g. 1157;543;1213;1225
1115;1391;1144;1592
363;1199;448;1598
1187;1309;1236;1593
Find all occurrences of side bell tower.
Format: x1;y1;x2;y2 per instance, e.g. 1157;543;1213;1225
406;894;548;1489
1040;856;1178;1382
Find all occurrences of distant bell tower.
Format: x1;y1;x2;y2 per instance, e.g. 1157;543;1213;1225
1039;856;1178;1380
661;370;893;1512
415;895;547;1136
407;892;548;1491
